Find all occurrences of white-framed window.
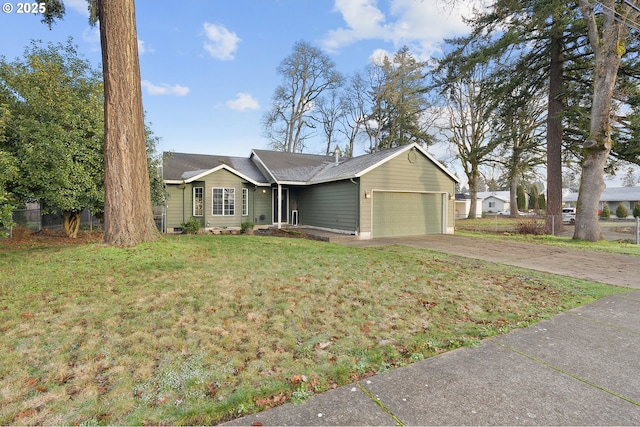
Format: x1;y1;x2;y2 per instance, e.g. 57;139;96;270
193;187;203;216
242;188;248;216
488;201;495;208
212;187;235;216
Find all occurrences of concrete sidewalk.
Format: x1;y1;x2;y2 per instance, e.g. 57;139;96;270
227;290;640;426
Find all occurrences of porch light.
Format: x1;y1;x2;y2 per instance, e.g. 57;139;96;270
364;191;371;199
262;189;267;194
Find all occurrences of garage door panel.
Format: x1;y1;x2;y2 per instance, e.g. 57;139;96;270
373;192;442;238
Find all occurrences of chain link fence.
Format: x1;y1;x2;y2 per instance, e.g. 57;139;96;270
455;214;640;244
3;207;166;237
7;208;103;236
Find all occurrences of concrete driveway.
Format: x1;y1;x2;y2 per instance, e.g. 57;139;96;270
342;235;640;289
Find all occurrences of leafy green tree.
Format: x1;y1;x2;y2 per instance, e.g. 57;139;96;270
145;123;166;208
0;91;16;234
1;41;164;238
0;102;16;234
0;40;104;238
42;0;159;246
0;151;17;235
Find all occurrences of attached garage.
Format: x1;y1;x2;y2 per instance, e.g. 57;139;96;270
372;191;445;238
163;143;459;239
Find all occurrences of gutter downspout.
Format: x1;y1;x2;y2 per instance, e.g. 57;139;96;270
180;182;186;225
351;178;359;236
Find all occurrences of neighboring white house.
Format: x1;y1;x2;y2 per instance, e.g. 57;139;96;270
477;191;512;214
455;193;483;219
564;186;640;217
456;191;511;218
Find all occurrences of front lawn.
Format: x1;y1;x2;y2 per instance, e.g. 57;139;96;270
0;235;626;425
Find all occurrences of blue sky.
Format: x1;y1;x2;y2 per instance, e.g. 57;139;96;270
0;0;481;159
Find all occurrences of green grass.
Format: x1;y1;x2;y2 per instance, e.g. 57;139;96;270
0;235;628;425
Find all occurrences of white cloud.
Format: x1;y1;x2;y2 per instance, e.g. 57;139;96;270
324;0;485;59
137;39;155;55
324;0;391;51
226;93;259;111
142;80;190;96
203;22;241;60
369;48;392;65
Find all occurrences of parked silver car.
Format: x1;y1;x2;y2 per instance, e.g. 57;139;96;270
562;207;576;224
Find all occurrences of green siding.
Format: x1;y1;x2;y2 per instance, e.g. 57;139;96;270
296;180;358;232
360;150;456;236
165;184;192;229
165;169;272;230
251;188;272;225
373;192;442;237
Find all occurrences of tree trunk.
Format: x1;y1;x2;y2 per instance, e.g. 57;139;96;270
509;174;519;217
63;210;81;238
574;148;607;240
545;21;564;235
467;165;479;219
574;0;624;241
99;0;159;247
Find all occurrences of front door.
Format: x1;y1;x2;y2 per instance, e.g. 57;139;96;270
273;188;289;224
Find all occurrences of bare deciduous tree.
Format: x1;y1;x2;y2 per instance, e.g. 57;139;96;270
263;40;343;153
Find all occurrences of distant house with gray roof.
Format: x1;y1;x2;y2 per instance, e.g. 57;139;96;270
162;143;459;239
563;186;640;217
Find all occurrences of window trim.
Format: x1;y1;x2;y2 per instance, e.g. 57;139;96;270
193;187;204;217
212;187;235;216
242;188;249;216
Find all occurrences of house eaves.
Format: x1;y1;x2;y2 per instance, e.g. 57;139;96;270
346;143;459;184
252;143;460;186
249;150;278;184
181;164;268;186
163;151;270;186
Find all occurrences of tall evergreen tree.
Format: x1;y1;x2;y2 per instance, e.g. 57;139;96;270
366;47;433;151
435;0;586;232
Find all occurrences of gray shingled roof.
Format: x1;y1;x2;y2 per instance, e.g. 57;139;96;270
564;186;640;202
251;144;426;184
162;152;268;183
164;143;458;185
250;150;337;182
